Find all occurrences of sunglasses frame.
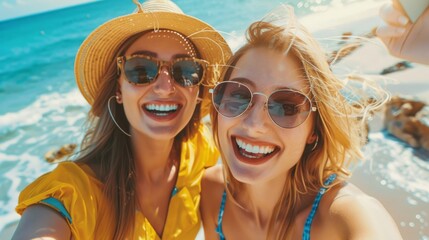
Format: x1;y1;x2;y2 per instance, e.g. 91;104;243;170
116;54;209;88
210;81;317;128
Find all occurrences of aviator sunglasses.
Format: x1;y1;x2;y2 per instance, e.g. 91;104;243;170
117;54;208;87
210;81;317;128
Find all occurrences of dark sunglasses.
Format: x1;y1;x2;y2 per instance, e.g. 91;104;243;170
116;54;208;88
210;81;317;128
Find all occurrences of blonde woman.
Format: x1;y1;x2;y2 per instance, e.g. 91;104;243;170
201;6;402;240
12;0;231;239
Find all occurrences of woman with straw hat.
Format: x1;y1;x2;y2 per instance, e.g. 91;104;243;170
201;5;402;240
13;0;231;239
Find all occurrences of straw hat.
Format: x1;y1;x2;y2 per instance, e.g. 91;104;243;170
75;0;231;117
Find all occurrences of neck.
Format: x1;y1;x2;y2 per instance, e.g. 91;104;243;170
234;174;288;229
131;132;178;184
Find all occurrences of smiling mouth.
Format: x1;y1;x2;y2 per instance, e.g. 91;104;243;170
233;137;278;164
144;103;179;117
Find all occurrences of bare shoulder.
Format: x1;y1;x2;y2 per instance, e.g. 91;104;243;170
12;204;71;240
201;164;225;207
323;182;402;240
202;164;224;186
201;165;225;240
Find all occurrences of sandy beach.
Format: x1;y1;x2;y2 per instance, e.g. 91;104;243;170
1;1;428;239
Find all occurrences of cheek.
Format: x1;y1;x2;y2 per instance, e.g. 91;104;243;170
216;115;236;148
185;87;200;99
119;83;148;118
121;89;140;109
181;88;199;110
120;79;140;97
282;117;315;150
217;115;228;136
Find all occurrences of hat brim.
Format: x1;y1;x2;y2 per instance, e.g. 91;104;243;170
75;11;231;118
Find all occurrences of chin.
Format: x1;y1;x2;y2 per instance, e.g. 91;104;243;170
141;126;183;140
226;158;271;185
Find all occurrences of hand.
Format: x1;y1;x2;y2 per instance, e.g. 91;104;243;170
376;2;429;65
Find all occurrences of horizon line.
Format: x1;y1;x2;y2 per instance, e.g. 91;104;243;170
0;0;100;23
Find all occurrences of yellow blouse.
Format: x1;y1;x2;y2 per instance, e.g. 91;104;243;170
16;125;218;239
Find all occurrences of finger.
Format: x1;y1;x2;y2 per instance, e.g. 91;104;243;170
379;3;409;26
376;24;406;37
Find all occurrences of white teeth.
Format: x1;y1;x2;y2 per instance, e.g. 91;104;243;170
235;138;275;155
245;144;252;152
145;104;178;112
242;152;258;159
252;145;259;153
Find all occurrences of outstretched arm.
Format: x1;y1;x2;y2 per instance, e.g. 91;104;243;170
12;204;71;240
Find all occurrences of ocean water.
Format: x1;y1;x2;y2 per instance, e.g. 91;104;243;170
0;0;428;238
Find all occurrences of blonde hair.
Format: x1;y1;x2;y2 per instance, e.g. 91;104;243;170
210;6;387;239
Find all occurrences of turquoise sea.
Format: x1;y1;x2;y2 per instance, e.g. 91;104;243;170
0;0;428;238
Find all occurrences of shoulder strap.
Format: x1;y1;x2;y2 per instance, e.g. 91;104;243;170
215;190;227;240
40;197;72;224
302;174;337;240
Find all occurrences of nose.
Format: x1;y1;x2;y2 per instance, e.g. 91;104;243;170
241;96;269;135
153;65;176;96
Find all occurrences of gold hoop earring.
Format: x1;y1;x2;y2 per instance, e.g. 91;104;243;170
108;96;131;137
311;135;319;151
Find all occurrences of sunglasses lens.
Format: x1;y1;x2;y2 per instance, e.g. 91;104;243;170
212;82;252;117
124;57;158;85
172;60;204;87
268;91;312;128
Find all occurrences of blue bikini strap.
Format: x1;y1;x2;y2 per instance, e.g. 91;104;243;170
302;174;337;240
215;190;227;240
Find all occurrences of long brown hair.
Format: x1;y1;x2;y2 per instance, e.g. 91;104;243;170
75;30;204;239
210;6;387;240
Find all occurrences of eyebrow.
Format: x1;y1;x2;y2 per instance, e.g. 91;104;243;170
229;77;302;92
131;50;156;57
173;53;193;59
228;77;256;88
130;50;192;59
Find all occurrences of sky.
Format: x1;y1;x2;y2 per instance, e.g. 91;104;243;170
0;0;97;21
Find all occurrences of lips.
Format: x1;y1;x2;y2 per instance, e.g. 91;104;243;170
143;102;181;121
232;136;279;165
